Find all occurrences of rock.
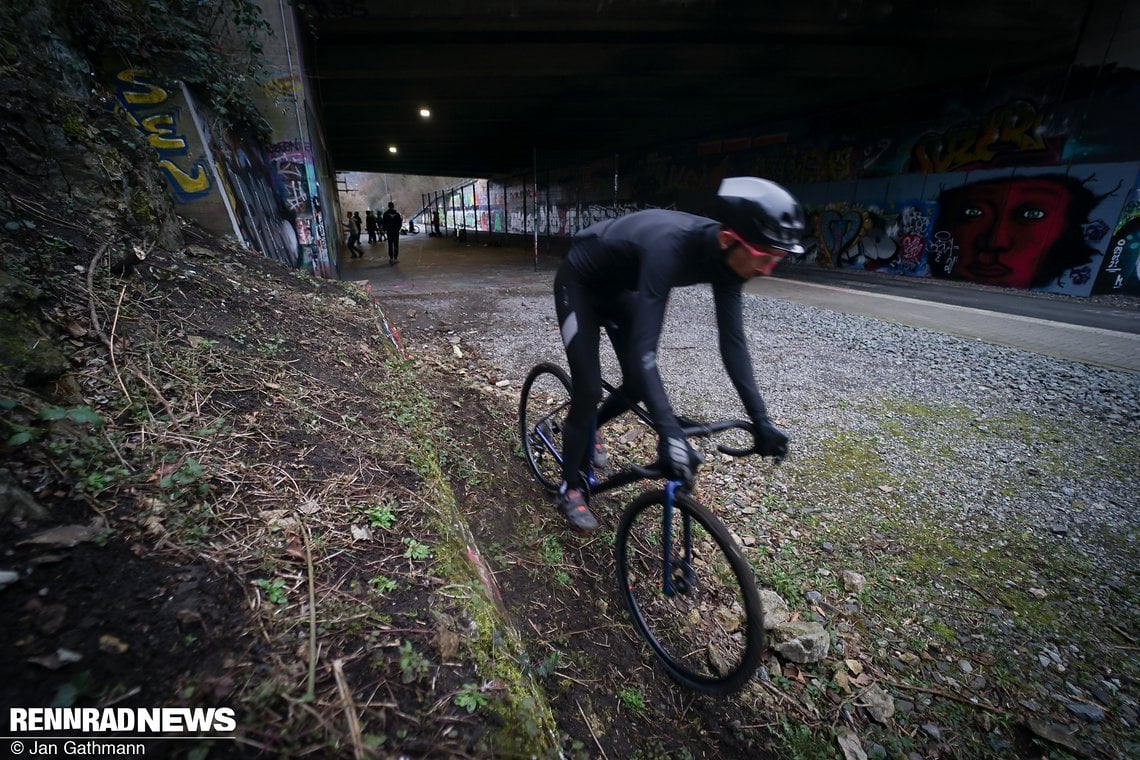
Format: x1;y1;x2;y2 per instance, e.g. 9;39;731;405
1062;700;1105;722
1026;719;1087;755
714;605;743;634
858;684;895;723
772;620;830;663
707;641;732;677
760;590;790;630
842;570;866;593
0;478;50;526
835;727;868;760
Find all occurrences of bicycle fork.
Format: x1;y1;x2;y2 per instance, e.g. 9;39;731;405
661;481;695;596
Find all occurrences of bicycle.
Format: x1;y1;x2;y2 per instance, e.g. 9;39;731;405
518;361;766;695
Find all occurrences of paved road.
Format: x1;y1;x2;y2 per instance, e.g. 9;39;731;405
770;266;1140;334
347;233;1140;373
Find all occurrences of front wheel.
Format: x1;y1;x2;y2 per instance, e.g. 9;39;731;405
519;363;573;493
616;489;765;695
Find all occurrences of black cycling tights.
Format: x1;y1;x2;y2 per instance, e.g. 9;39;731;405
554;268;642;490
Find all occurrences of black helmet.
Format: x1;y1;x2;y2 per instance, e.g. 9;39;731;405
716;177;806;254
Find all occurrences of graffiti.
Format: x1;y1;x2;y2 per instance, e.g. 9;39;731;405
262;75;299;100
114;70;210;200
1093;196;1140;294
495;200;653;235
928;231;959;275
211;129;301;268
897;203;935;275
751;143;861;184
268;140;313;214
815;206;869;266
930;174;1104;289
909;100;1065;173
804;202;934;274
642;153;725;193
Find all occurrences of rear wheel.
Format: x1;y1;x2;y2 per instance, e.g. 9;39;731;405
519;363;573;493
615;489;764;695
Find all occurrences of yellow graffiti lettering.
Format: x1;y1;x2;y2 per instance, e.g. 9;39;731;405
159;160;210;194
801;147;826;183
262;76;298;99
117;69;168;105
940;129;986;172
141;114;185;150
827;146;854;181
911;100;1048;173
995;100;1045;151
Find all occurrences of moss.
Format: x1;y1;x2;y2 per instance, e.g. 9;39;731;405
61;112;87;141
0;310;70;386
381;359;560;755
130;188;157;224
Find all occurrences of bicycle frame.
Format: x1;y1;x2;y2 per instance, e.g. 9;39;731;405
660;481;693;597
521;361;768;693
526;376;752;595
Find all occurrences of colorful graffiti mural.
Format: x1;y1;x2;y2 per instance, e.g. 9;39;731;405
929;174;1102;289
789;166;1134;295
113;69;332;277
114;70;211;202
1093;178;1140;295
908;100;1065;173
418;64;1139;296
268;139;331;276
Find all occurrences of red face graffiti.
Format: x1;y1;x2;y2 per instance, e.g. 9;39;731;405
936;178;1072;288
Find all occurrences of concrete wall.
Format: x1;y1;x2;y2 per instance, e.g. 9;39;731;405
423;5;1140;297
109;1;339;277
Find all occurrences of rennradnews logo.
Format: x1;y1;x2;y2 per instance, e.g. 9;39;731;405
9;707;236;733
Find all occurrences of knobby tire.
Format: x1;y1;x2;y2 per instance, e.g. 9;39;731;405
616;489;765;695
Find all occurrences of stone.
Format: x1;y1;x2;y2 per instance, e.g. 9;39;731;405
842;570;866;593
759;589;790;630
859;684;895;723
772;620;830;663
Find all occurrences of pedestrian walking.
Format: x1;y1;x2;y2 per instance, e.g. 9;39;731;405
344;211;363;258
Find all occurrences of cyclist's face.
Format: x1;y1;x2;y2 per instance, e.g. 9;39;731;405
720;230;784;279
939;178;1071;288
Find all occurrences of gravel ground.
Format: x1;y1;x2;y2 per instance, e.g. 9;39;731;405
395;274;1140;755
403;279;1139;573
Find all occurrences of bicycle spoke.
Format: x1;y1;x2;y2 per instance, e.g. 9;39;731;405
519;364;573;492
617;490;764;694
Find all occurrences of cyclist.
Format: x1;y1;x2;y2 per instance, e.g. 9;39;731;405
552;177;805;533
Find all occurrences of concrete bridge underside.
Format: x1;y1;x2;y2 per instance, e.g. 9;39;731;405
304;0;1120;179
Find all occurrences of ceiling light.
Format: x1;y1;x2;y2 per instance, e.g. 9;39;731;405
388;145;398;154
419;107;431;118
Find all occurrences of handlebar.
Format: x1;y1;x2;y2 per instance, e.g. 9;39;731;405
629;418;760;480
680;418;756;458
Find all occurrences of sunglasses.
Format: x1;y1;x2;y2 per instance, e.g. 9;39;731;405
722;229;786;274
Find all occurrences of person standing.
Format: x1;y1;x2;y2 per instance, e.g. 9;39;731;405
382;202;403;264
431;209;441;237
365;209;378;244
